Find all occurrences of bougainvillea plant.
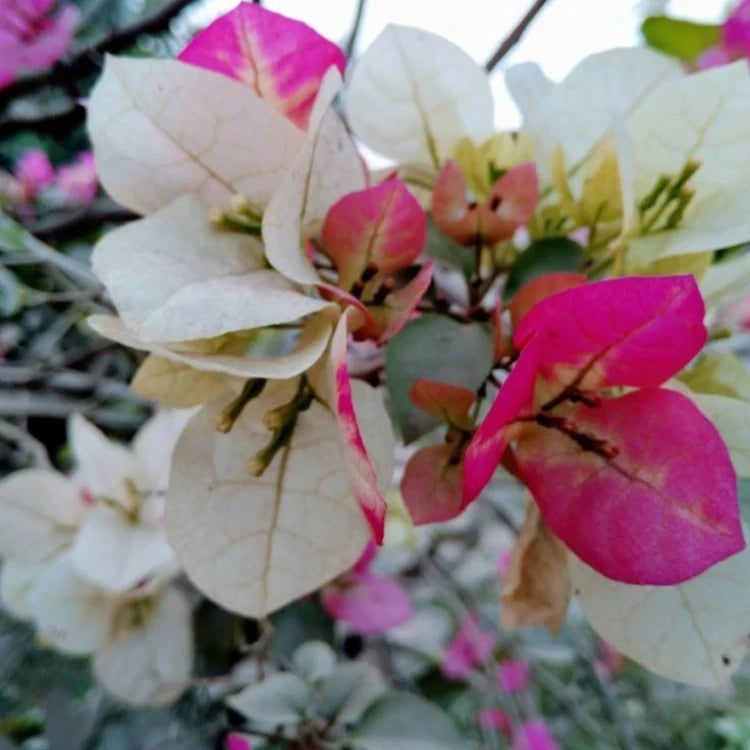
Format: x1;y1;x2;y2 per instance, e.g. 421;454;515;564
59;1;750;697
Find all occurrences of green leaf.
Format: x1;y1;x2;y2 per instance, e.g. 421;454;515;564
271;600;335;659
227;673;311;726
641;16;721;63
0;267;27;316
319;662;386;725
350;691;469;749
385;315;493;443
0;215;28;254
424;221;474;278
292;640;337;683
503;236;584;301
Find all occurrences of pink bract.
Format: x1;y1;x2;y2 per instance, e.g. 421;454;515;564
514;275;706;390
516;388;743;585
511;720;561;750
0;1;79;88
15;148;54;199
402;443;464;525
498;659;531;694
55;151;97;204
462;335;541;506
478;708;513;735
440;613;496;679
327;314;389;542
178;3;345;129
321;541;412;634
323;177;427;290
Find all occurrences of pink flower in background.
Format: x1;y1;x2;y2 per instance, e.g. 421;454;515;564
55;151;97;203
321;542;413;634
441;613;496;679
0;0;79;88
15;148;54;200
511;720;561;750
498;659;531;694
478;708;513;736
698;0;750;68
225;734;253;750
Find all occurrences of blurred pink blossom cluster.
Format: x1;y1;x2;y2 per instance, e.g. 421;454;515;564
698;0;750;68
2;147;97;212
0;0;79;87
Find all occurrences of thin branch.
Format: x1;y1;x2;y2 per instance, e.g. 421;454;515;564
345;0;368;59
26;198;137;240
0;419;51;468
0;0;196;109
0;103;85;138
484;0;552;72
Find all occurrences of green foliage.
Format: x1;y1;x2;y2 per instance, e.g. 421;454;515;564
385;314;493;442
350;691;469;749
423;221;474;278
503;236;584;300
641;16;721;63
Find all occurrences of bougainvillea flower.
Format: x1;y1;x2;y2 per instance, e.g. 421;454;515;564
178;2;345;129
432;160;539;246
0;0;79;88
498;659;531;694
464;275;743;586
509;50;750;269
27;553;192;707
478;708;513;736
88;62;363;403
15;148;54;200
55;151;97;203
320;542;412;634
0;411;193;706
440;613;496;679
511;720;561;750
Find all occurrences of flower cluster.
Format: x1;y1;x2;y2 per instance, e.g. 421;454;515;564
1;148;98;215
0;0;78;88
76;1;750;692
0;411;192;706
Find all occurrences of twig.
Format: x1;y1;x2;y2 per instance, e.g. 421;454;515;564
0;0;196;110
484;0;552;72
0;419;51;468
26;198;137;240
0;103;85;139
345;0;368;59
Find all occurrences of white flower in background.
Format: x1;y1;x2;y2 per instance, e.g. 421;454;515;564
0;410;193;706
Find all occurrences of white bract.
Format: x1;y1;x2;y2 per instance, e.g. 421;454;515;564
88;58;365;403
0;411;193;706
571;543;750;688
165;377;393;618
509;49;750;269
345;25;494;168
